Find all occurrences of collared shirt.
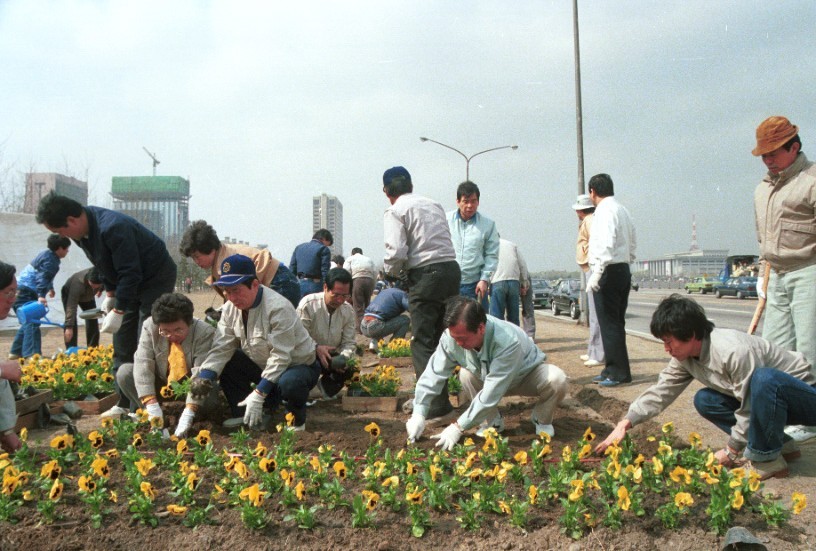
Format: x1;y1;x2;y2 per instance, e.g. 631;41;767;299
491;238;529;284
343;253;377;280
296;292;356;358
625;328;813;450
208;243;280;291
364;287;409;320
133;318;215;399
61;268;96;325
414;317;546;430
754;153;816;274
588;197;636;272
575;213;593;271
200;287;316;383
383;193;456;275
290;239;331;281
76;206;174;311
18;249;61;298
447;209;500;284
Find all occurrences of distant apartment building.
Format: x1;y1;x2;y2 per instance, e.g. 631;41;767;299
110;176;190;251
312;193;343;256
23;173;87;214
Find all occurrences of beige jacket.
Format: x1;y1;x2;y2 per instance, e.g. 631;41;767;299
296;292;356;358
754;153;816;274
625;328;813;450
575;214;593;272
208;243;281;299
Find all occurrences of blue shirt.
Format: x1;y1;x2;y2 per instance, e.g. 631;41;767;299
447;210;500;284
290;239;331;281
364;288;409;320
17;249;61;298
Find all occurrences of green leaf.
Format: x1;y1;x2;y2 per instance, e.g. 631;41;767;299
411;525;425;538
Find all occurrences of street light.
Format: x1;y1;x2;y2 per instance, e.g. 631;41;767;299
420;137;518;181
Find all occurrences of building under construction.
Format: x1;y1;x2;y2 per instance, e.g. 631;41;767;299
110;176;190;248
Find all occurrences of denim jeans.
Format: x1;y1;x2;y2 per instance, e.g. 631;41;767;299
271;264;301;308
693;368;816;461
489;280;520;325
360;315;410;341
298;278;323;298
11;286;41;358
460;281;489;310
764;263;816;368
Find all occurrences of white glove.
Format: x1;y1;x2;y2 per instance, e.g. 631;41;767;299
174;408;195;438
238;390;266;428
100;310;123;334
757;276;766;300
145;402;163;422
587;271;602;292
431;423;464;452
406;414;426;443
101;295;116;314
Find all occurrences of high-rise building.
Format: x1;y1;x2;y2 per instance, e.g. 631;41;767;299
312;193;343;256
110;176;190;254
24;173;88;213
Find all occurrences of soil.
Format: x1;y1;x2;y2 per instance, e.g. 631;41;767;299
2;290;815;550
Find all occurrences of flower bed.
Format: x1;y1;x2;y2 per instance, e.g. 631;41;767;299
377;338;411;358
19;346;116;401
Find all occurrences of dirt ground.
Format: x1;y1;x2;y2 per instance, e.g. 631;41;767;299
2;289;815;550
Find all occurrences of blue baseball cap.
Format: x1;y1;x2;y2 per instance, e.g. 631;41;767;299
383;166;411;186
213;254;256;287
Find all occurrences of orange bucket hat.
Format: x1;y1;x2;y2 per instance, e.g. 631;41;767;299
752;116;798;156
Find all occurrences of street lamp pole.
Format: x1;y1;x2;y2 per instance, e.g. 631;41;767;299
420;137;518;181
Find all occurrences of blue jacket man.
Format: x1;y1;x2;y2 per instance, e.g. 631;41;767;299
290;229;333;297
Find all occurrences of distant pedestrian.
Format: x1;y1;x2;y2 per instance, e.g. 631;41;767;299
61;267;103;350
520;274;537;339
290;229;333;297
10;233;71;359
383;166;461;420
573;194;605;368
360;286;411;352
587;174;636;387
489;238;528;326
344;247;377;332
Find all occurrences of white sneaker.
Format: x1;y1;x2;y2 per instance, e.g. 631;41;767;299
584;359;604;367
476;415;505;437
785;425;816;443
579;354;589;361
532;415;555;438
368;340;378;352
100;405;130;418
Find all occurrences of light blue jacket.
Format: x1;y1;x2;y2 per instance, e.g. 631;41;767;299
447;210;500;284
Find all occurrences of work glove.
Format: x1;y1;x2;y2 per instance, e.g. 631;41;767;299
238;390;266;428
757;276;766;300
587;270;602;293
431;423;463;452
190;370;217;400
174;408;195;438
405;413;426;443
100;310;123;334
145;402;163;423
101;295;116;314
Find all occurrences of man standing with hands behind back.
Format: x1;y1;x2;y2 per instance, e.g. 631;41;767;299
752;116;816;442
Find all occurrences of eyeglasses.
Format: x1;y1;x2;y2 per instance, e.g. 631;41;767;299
328;290;352;299
1;288;18;300
158;327;187;338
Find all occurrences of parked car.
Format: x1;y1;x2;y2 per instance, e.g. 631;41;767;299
550;279;581;320
684;276;716;294
530;279;552;309
714;277;758;299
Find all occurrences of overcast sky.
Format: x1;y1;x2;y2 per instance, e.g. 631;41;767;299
1;1;814;272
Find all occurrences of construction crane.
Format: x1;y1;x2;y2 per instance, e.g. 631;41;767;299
142;147;160;176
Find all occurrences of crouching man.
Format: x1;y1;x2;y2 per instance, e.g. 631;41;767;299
186;255;320;431
595;294;816;480
116;293;217;437
0;261;23;453
406;296;568;450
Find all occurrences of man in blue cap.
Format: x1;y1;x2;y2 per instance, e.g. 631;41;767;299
181;254;319;433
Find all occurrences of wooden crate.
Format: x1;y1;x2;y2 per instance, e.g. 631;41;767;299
51;392;119;415
341;394;406;413
15;389;53;416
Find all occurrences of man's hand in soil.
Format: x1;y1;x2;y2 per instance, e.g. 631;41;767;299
431;422;463;452
316;345;335;370
406;414;426;443
595;418;631;454
190;370;217;400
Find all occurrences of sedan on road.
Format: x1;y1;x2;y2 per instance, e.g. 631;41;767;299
531;279;552;309
714;277;758;299
551;279;581;320
684;276;717;294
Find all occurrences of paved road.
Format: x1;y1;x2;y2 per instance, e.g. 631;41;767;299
536;288;764;341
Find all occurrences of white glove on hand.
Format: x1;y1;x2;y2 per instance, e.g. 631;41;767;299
431;423;464;452
145;402;163;422
238;390;266;428
174;408;195;438
101;295;116;314
100;310;123;334
406;414;426;443
587;270;602;292
757;276;766;300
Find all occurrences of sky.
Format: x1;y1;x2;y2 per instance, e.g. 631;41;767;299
1;1;814;272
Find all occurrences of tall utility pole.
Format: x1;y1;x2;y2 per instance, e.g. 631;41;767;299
573;0;589;325
142;147;160;177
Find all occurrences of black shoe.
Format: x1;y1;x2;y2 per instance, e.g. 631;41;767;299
599;378;632;388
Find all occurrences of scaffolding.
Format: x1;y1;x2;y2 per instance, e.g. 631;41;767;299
110;176;190;246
